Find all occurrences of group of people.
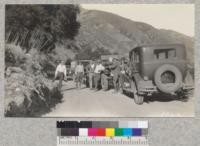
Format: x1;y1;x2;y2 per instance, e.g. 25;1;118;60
80;58;129;93
86;60;105;90
87;58;128;93
54;58;129;93
53;60;84;90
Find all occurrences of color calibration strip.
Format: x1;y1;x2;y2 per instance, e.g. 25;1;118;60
57;121;148;145
59;127;147;137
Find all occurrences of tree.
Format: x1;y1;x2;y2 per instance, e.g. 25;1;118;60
91;47;111;60
75;46;112;60
75;47;93;60
5;5;80;53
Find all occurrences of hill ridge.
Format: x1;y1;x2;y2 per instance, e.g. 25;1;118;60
75;9;194;64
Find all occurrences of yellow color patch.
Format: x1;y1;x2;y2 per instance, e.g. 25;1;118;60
106;128;115;136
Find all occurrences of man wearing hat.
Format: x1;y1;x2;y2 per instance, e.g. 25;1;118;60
119;58;129;92
94;60;105;90
54;60;67;90
86;60;96;89
75;61;84;89
109;57;121;93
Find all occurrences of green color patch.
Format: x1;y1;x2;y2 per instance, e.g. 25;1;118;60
115;128;123;136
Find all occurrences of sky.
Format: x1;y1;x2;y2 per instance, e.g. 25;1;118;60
81;4;194;37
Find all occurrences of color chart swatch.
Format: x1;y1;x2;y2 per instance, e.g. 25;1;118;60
57;121;148;145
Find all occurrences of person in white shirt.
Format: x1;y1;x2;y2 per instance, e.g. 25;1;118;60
94;60;105;90
75;61;84;89
54;60;67;90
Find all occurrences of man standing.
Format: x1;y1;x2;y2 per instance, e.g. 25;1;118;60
119;58;128;92
54;60;67;90
94;60;105;91
110;58;121;93
70;60;77;82
75;61;84;89
88;60;95;89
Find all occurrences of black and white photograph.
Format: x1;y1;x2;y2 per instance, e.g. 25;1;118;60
5;4;195;117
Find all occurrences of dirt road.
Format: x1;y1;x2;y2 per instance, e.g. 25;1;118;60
44;81;194;117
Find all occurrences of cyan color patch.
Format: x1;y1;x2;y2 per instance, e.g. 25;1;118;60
123;128;132;136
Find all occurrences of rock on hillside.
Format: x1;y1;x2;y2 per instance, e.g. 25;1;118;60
76;10;194;64
5;44;63;117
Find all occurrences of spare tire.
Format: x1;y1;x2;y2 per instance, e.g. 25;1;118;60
154;64;183;94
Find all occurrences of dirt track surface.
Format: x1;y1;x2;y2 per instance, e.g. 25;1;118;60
44;81;194;117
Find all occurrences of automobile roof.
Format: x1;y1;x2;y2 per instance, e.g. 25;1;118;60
130;43;185;53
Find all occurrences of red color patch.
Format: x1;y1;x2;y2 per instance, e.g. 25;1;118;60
97;128;105;136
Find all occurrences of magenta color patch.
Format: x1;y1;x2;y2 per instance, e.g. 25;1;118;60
88;128;97;136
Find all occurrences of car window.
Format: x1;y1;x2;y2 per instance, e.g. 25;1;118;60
132;50;139;63
154;48;176;60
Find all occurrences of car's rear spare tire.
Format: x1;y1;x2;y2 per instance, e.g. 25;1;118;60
154;64;182;94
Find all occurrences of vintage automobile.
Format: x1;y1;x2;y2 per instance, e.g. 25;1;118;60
121;44;193;105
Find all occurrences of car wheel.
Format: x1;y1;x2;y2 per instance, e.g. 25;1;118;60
101;74;109;91
154;64;183;94
131;80;144;105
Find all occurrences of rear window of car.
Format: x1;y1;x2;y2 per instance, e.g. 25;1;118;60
154;48;176;60
132;50;140;63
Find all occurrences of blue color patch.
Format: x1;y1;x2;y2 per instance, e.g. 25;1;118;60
123;128;132;136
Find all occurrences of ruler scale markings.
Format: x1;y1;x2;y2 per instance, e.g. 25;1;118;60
58;136;149;145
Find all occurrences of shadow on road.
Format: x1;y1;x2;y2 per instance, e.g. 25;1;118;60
61;87;87;92
123;91;190;103
61;87;77;92
145;93;189;103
